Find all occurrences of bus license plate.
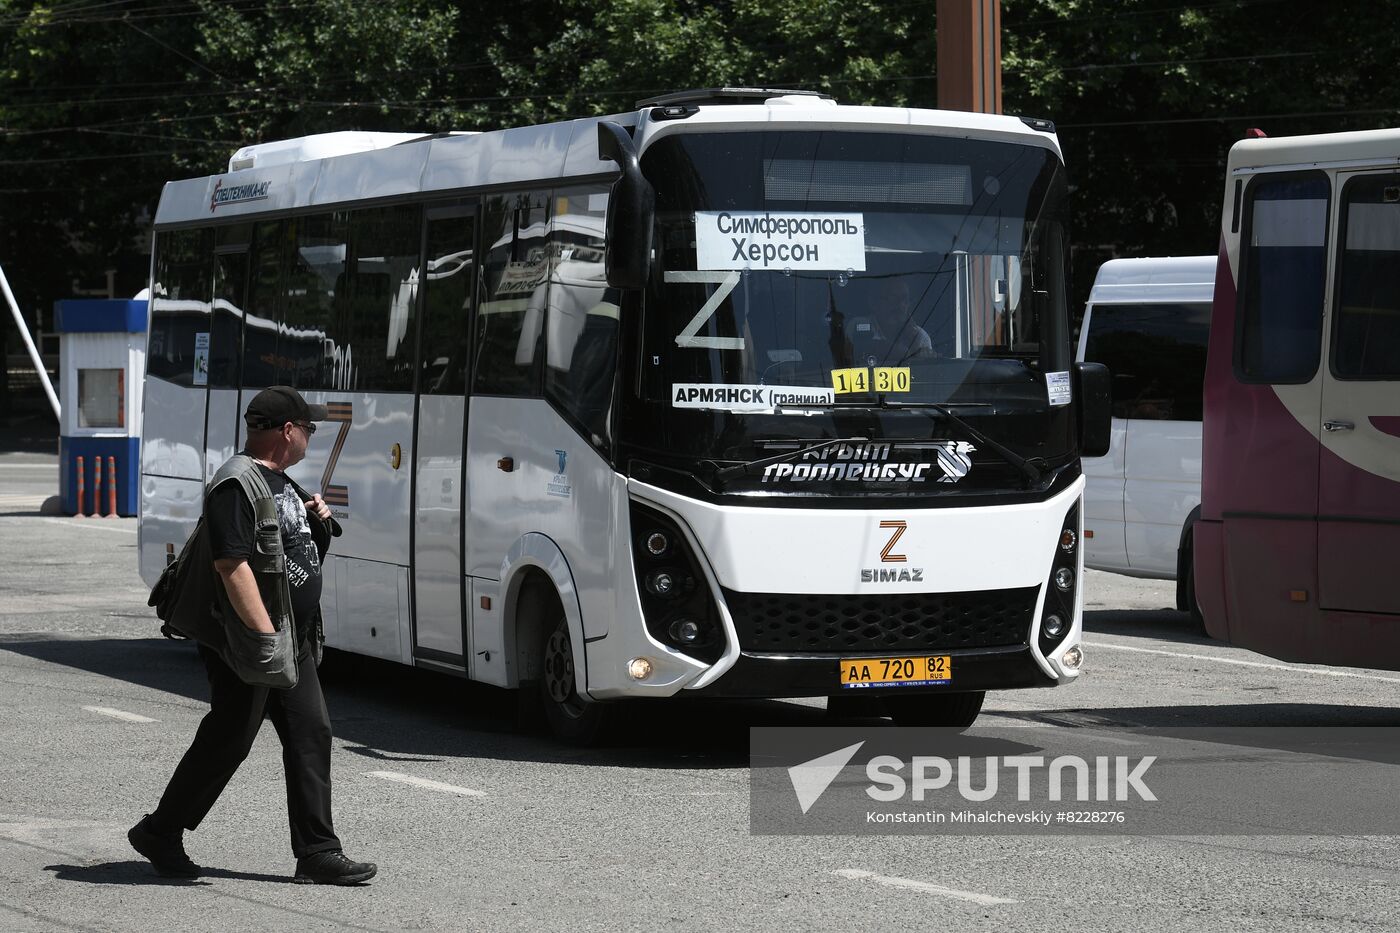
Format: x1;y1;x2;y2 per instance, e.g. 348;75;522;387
840;655;952;689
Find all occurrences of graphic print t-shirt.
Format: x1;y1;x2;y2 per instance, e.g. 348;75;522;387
207;463;322;637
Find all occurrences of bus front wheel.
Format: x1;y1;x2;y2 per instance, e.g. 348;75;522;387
539;616;613;744
882;691;985;729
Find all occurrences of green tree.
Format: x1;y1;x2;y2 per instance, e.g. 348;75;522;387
0;0;462;322
4;0;1399;391
1002;0;1400;301
477;0;936;123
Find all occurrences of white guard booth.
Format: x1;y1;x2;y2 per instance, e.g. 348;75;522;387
54;298;147;516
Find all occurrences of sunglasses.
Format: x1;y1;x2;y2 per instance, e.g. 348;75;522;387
293;421;317;435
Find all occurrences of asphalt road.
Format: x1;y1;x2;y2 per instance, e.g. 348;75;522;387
1;452;1397;932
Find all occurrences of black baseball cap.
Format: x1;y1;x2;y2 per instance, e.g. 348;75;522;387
244;386;328;431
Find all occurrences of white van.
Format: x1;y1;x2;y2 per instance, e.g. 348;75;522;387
1076;256;1214;620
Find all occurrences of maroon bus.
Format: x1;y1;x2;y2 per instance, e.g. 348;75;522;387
1195;127;1400;670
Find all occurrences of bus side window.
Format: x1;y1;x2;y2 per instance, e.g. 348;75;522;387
280;213;347;391
148;228;213;387
343;204;421;393
1333;174;1400;379
544;186;616;448
1084;302;1211;421
1238;173;1329;384
418;207;475;396
474;195;548;396
242;220;286;390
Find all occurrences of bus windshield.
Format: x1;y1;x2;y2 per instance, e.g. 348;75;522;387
642;132;1067;406
633;130;1073;492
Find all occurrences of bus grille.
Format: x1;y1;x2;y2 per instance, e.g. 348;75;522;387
723;587;1038;654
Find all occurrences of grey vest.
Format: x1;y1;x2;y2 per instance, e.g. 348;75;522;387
150;454;328;687
208;454;296;647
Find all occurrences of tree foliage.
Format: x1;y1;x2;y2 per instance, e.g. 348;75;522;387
1;0;1397;330
1003;0;1400;284
0;0;462;309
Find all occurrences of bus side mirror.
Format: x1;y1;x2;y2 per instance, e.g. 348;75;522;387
597;121;654;291
1074;361;1112;457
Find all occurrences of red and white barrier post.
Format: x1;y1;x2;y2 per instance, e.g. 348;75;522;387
75;456;87;518
92;456;103;517
106;456;118;518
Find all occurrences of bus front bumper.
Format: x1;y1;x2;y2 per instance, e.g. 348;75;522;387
688;645;1058;698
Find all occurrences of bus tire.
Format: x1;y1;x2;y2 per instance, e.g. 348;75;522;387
882;691;985;729
1177;511;1208;637
539;615;613;745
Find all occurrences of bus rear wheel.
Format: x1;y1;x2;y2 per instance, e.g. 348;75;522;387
539;616;613;744
882;691;985;729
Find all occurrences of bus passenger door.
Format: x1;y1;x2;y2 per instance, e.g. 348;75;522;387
1077;303;1130;573
411;205;477;667
206;244;249;481
1121;302;1210;576
1317;171;1400;620
1218;172;1328;657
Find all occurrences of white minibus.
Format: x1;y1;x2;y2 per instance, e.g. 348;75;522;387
1077;255;1214;623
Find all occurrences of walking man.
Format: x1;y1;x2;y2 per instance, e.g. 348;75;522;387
130;386;376;885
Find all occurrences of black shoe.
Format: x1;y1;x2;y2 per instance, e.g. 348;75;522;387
293;850;377;885
128;814;200;878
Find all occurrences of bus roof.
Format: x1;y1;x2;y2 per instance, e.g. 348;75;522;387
1227;126;1400;176
634;93;1061;158
227;131;457;172
1087;256;1216;305
155;94;1063;227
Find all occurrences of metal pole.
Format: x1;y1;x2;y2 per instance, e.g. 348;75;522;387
0;261;61;420
936;0;1002;114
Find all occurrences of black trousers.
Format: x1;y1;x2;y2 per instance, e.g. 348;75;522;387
153;643;341;858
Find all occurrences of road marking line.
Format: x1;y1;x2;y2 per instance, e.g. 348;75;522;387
1083;640;1400;685
37;517;137;534
365;771;485;797
82;706;157;723
833;869;1018;905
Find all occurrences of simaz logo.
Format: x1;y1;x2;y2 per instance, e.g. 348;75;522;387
862;519;924;583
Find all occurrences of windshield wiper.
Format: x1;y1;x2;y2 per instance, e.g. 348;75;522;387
902;402;1046;488
708;436;868;481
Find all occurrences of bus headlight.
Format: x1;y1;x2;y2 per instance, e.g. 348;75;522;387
630;501;725;664
1062;646;1083;670
1039;503;1080;655
628;657;654;680
668;617;702;643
